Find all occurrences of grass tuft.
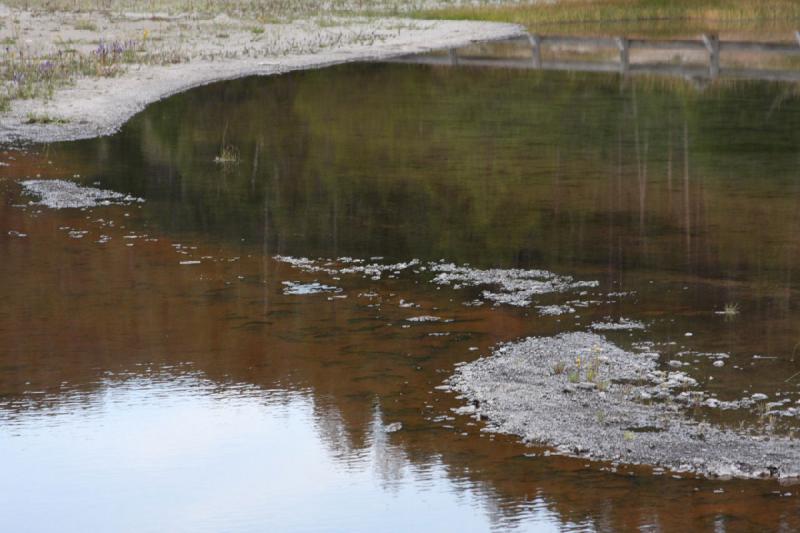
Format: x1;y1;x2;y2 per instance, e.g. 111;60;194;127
722;302;740;316
214;144;240;164
24;112;68;124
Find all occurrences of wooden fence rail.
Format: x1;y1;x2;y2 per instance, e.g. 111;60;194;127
386;32;800;83
526;32;800;77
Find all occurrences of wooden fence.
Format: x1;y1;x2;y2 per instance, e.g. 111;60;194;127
387;33;800;83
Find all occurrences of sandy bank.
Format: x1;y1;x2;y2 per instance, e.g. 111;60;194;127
0;8;523;144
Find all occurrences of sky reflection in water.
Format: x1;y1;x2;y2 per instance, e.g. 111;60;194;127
0;377;561;532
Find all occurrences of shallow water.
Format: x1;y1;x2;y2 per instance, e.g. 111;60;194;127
4;47;800;530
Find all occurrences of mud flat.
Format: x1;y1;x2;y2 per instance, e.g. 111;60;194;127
0;6;522;144
446;332;800;479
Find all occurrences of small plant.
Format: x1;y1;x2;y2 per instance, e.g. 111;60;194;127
214;144;240;164
722;303;740;316
24;112;68;124
623;430;635;441
755;400;769;422
568;371;579;384
249;26;265;35
586;357;600;383
94;39;140;66
214;124;240;164
552;361;567;375
716;302;740;319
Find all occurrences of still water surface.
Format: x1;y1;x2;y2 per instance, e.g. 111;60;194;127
3;49;800;531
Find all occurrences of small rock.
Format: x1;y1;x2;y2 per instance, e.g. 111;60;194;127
385;422;403;433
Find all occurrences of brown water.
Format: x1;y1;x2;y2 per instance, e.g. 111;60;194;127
3;53;800;531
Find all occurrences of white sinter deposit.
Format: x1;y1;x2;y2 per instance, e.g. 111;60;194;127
274;256;600;306
21;180;144;209
446;332;800;479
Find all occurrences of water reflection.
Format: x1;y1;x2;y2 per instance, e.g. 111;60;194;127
3;57;800;531
46;63;800;283
1;378;564;532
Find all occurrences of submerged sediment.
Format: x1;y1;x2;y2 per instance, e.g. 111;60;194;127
21;179;144;209
276;254;800;478
446;332;800;479
274;255;600;306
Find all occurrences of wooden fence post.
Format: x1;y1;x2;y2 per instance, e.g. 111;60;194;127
448;48;458;66
616;37;629;74
529;34;542;68
702;34;720;79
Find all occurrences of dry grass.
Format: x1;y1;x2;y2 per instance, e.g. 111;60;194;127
419;0;800;29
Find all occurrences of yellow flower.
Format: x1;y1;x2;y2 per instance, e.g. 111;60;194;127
143;29;150;41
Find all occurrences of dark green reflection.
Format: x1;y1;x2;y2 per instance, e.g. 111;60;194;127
57;62;800;284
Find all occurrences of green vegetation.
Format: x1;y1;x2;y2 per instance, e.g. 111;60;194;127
0;39;186;110
24;112;68;124
586;358;600;384
420;0;800;30
13;0;800;25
